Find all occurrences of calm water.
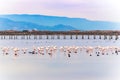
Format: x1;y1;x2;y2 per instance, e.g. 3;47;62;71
0;35;120;80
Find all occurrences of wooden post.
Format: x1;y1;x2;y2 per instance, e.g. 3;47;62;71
104;35;106;40
82;35;84;39
63;35;66;39
9;35;10;39
16;35;17;39
29;35;31;39
22;35;25;39
99;35;101;39
11;35;13;39
106;35;107;39
88;35;89;39
70;35;72;39
1;36;3;39
115;35;118;40
53;35;55;39
57;35;60;39
109;35;112;40
26;35;29;39
51;35;54;39
111;35;113;39
21;35;23;39
13;35;15;40
34;35;37;40
94;35;96;39
76;35;78;39
23;35;25;39
39;35;42;39
9;36;11;39
46;35;49;39
34;35;35;40
3;36;5;39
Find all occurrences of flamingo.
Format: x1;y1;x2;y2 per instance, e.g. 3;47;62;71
86;46;93;56
1;47;10;55
13;47;20;56
37;46;44;55
21;48;28;54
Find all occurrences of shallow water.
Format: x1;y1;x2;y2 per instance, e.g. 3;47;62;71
0;35;120;80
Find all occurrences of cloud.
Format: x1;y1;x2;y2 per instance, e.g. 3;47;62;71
0;0;120;22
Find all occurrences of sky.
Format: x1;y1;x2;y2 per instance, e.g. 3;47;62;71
0;0;120;22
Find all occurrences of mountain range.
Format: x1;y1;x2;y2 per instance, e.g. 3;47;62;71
0;14;120;31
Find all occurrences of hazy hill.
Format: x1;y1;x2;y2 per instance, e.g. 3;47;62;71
0;14;120;30
0;17;76;31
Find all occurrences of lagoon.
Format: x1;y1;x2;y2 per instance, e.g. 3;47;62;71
0;35;120;80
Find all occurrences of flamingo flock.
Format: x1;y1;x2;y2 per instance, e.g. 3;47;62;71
0;46;120;57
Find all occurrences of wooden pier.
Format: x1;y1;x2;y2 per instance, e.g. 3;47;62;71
0;30;120;40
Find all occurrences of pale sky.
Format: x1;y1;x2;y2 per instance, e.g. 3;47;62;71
0;0;120;22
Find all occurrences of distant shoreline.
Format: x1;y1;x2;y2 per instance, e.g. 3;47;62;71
0;30;120;35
